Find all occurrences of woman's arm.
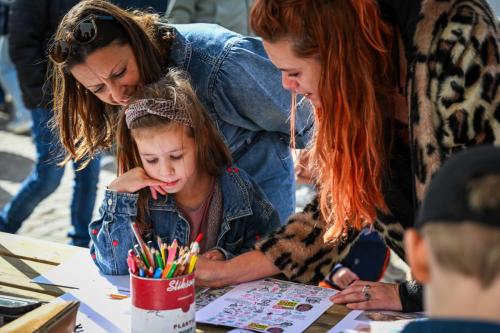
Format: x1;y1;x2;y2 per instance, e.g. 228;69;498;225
212;36;314;148
195;250;280;288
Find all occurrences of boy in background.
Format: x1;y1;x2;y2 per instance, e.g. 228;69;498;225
404;146;500;332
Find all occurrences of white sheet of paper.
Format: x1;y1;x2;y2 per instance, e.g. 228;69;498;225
32;250;130;292
58;289;131;333
327;309;426;333
196;278;337;333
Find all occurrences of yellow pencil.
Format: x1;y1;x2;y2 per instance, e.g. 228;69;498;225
188;254;198;274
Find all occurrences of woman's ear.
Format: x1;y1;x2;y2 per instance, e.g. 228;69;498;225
404;228;430;283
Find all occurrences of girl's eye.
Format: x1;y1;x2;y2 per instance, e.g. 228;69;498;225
145;158;158;164
288;72;300;78
171;154;183;160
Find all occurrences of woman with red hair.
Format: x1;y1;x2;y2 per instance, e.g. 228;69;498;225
196;0;500;312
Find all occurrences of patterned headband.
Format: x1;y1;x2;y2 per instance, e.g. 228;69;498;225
124;98;193;128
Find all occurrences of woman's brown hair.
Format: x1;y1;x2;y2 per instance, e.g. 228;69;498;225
50;0;174;167
251;0;397;240
117;69;232;228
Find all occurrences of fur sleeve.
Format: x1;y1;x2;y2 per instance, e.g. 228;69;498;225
410;0;500;202
255;197;361;284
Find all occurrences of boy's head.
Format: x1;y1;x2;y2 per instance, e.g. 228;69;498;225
405;146;500;289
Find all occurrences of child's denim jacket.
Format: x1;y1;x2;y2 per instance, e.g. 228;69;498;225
89;166;280;275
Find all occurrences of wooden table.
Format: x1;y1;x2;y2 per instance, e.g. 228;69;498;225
0;232;350;332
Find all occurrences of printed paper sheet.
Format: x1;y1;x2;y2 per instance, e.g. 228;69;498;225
196;278;337;333
327;309;426;333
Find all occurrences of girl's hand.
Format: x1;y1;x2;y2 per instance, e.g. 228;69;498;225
202;249;225;261
108;167;168;199
330;281;402;311
331;267;359;289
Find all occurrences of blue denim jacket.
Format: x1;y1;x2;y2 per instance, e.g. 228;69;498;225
168;23;314;223
89;166;280;275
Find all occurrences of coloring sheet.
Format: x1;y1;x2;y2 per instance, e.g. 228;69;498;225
196;278;337;333
196;285;235;310
327;309;426;333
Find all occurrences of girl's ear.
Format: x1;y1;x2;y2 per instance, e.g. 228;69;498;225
404;229;431;283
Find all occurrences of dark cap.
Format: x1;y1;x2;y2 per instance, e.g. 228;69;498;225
416;145;500;229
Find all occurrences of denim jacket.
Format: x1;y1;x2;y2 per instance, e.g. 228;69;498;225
167;23;314;223
89;166;280;275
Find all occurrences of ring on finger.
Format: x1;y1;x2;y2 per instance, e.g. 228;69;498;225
363;291;371;301
361;284;371;293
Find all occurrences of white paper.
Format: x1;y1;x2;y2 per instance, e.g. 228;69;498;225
196;278;337;333
327;309;426;333
58;289;131;333
32;250;130;292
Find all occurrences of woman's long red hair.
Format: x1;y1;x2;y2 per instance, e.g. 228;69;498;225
251;0;396;240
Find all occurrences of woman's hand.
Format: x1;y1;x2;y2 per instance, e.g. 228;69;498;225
331;267;359;289
108;167;168;199
202;249;225;261
195;256;230;288
195;250;280;288
330;281;402;311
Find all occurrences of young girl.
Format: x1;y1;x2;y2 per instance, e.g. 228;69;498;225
89;70;280;275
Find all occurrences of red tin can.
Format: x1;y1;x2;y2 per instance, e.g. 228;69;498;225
130;273;195;333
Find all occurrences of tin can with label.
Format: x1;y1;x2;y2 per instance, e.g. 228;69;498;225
130;273;195;333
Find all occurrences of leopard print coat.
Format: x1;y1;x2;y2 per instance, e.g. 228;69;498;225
256;0;499;295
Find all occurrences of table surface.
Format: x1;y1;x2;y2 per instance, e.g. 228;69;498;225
0;232;350;332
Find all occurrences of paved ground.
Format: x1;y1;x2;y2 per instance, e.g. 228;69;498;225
0;110;115;244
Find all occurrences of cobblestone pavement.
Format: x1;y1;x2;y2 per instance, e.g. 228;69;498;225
0;111;115;244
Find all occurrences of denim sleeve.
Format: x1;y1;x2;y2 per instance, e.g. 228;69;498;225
212;36;314;148
220;176;281;260
89;190;138;275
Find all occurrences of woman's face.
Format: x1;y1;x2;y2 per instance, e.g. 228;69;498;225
70;42;140;106
263;39;322;108
133;124;199;196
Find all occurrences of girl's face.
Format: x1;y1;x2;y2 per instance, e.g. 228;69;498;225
133;124;200;196
70;42;140;106
263;39;322;108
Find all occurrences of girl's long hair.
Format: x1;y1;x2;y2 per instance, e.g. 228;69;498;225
50;0;174;168
117;69;232;229
251;0;397;240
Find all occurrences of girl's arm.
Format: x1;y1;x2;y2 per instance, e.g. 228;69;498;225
212;36;314;148
89;190;140;275
90;167;168;275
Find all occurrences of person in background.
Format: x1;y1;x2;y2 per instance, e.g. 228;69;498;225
0;0;30;134
167;0;252;35
90;70;279;275
0;0;101;247
403;146;500;332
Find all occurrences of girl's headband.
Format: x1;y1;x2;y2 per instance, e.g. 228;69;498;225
124;98;193;128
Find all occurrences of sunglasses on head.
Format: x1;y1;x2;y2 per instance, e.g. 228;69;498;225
49;14;115;64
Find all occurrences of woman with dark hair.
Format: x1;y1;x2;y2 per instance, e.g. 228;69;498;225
196;0;500;313
49;0;313;224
